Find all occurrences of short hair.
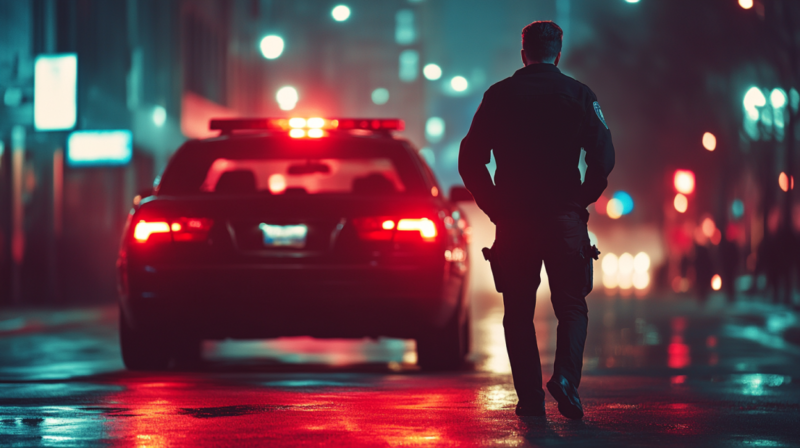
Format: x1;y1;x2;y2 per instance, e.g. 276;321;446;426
521;21;563;63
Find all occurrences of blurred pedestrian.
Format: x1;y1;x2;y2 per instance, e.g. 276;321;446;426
718;233;740;302
459;20;615;419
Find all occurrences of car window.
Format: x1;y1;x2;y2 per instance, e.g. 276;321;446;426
199;158;405;194
157;137;427;196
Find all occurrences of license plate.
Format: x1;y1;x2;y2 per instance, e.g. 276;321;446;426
258;223;308;248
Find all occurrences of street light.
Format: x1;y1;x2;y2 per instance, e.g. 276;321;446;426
744;86;766;120
276;86;298;111
674;170;695;194
450;76;468;92
674;194;688;213
331;5;351;22
702;132;716;151
423;64;442;81
260;35;284;59
739;0;754;9
770;88;787;109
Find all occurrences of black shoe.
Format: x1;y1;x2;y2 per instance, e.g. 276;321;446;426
515;401;546;417
546;375;584;420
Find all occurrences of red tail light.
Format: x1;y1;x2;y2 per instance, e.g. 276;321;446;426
133;221;170;243
353;217;438;242
171;218;214;242
133;218;213;243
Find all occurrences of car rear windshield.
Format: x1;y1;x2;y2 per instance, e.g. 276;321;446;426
157;136;428;196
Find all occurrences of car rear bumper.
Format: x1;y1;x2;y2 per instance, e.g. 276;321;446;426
121;263;464;340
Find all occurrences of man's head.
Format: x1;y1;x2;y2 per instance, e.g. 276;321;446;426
521;21;563;66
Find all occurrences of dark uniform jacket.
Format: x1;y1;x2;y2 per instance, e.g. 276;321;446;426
459;63;615;222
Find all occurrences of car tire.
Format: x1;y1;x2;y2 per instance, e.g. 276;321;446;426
173;338;203;369
119;308;171;371
416;308;469;372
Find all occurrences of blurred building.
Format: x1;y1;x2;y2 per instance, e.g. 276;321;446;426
0;0;429;304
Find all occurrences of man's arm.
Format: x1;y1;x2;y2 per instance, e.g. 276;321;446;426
577;91;615;207
459;95;500;221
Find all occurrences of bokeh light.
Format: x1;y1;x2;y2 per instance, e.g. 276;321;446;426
779;172;795;192
607;198;624;219
702;132;716;151
613;191;634;215
634;252;650;273
618;253;634;275
674;170;695;194
371;88;389;105
331;5;351;22
268;174;287;194
423;64;442;80
771;88;787;109
711;274;722;291
739;0;753;9
595;195;609;215
425;117;445;143
259;35;284;59
731;199;745;219
450;76;468;92
674;193;688;213
744;87;766;120
602;253;619;289
276;86;299;111
633;272;650;290
152;106;166;127
701;217;716;238
602;253;618;275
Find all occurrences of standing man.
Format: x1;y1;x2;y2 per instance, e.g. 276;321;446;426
459;21;614;419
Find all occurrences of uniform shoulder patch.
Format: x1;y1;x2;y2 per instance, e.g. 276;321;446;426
593;101;608;130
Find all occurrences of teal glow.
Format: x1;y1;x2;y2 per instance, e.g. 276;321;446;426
34;54;77;131
331;5;350;22
731;199;744;219
67;130;132;166
613;191;634;215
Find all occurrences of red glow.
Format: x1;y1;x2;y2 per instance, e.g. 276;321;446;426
269;174;287;194
779;172;794;192
354;217;438;242
171;218;214;242
673;170;695;195
668;336;690;369
595;195;609;215
133;221;170;243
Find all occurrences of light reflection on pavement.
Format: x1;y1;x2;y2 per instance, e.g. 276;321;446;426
0;208;799;445
1;292;799;447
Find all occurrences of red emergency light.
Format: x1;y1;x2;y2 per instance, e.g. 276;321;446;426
210;117;404;136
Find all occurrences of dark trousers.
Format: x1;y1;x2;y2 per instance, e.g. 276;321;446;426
495;212;593;405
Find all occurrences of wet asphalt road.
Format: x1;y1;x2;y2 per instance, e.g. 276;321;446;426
1;290;799;447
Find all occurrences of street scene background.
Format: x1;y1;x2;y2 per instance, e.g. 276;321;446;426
1;0;800;446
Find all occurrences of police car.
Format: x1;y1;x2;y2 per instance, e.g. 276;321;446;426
117;118;471;371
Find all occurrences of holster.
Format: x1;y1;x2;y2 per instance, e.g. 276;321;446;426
482;243;504;293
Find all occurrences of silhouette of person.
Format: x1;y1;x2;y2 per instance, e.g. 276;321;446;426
459;21;615;419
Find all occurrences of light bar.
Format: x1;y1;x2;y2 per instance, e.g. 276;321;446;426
210;117;405;134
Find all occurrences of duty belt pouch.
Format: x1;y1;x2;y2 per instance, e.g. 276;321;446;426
482;243;504;293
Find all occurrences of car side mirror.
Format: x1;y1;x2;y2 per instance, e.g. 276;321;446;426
133;188;153;207
449;186;474;202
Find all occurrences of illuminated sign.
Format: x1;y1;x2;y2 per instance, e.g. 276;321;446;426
67;130;132;166
34;54;77;131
